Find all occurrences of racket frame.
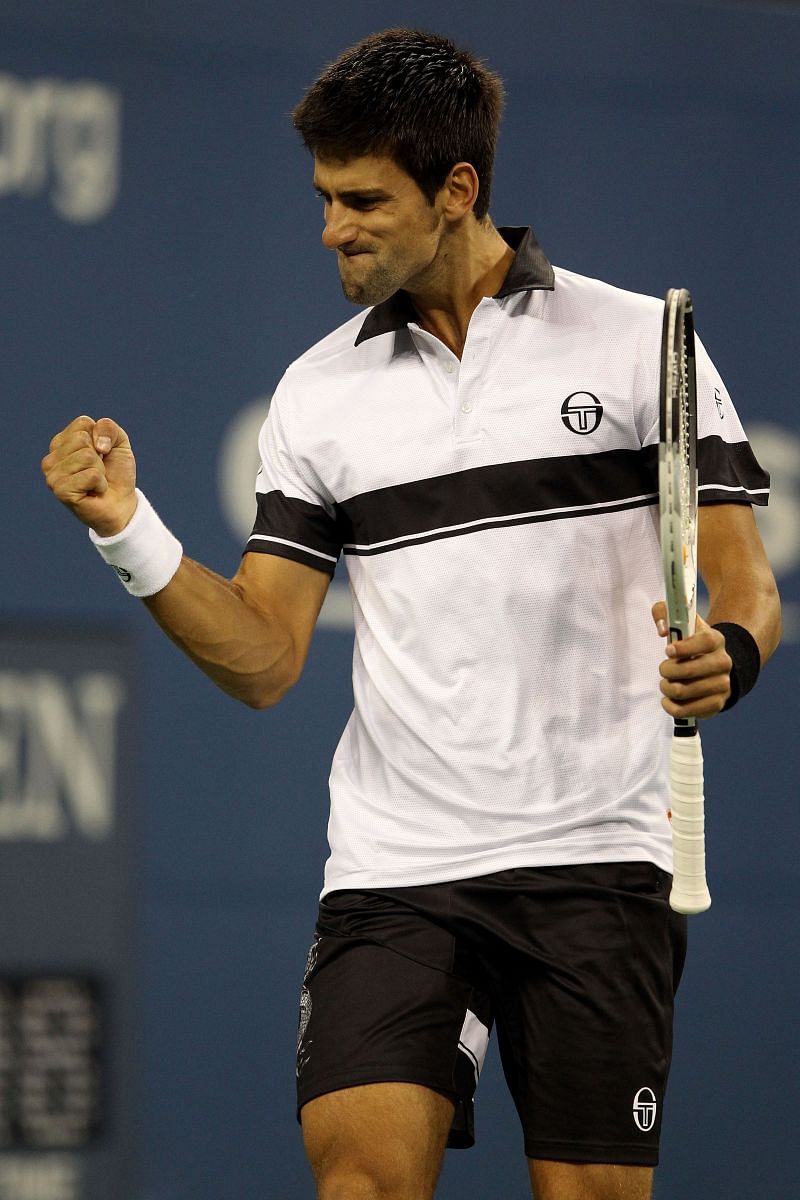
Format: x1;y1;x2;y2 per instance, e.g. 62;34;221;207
658;287;711;915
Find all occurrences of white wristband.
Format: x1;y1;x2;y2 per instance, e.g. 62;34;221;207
89;489;183;597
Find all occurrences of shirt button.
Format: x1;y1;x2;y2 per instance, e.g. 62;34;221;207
461;401;473;414
444;362;455;374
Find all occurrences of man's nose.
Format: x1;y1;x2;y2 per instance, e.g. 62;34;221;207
321;204;358;250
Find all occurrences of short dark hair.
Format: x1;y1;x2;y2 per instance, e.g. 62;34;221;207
292;29;505;221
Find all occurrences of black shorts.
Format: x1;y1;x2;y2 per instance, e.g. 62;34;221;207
295;863;687;1166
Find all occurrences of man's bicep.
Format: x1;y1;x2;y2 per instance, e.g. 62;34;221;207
233;550;332;674
698;503;772;591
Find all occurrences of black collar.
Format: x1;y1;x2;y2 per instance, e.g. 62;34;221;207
354;226;555;347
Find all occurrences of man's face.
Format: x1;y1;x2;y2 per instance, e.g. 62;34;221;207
313;154;446;306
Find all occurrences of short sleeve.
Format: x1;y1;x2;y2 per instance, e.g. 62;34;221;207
640;321;770;508
694;333;770;507
244;379;342;576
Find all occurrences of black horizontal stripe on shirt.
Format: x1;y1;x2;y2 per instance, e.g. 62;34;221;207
244;437;767;569
341;495;657;555
335;446;659;556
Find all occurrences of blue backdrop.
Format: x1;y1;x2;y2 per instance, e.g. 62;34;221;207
2;1;799;1196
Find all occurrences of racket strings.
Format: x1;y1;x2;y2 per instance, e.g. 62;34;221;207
679;334;693;546
676;315;697;627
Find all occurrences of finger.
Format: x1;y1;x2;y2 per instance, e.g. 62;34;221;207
651;601;669;638
665;625;724;660
660;672;731;703
48;462;109;503
47;416;97;457
45;429;97;462
660;648;732;682
92;417;131;456
661;689;728;719
43;433;111;493
43;439;103;480
665;611;720;657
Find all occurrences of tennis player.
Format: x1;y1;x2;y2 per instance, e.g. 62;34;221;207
42;29;780;1200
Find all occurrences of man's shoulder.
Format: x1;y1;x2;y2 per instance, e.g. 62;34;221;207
286;308;377;379
270;305;399;429
552;264;664;323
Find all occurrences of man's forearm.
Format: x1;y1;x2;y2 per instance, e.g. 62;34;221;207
144;556;298;708
705;565;781;668
698;504;781;670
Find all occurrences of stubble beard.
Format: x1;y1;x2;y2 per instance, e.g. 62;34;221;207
339;256;403;307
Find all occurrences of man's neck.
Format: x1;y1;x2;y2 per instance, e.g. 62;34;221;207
406;220;514;358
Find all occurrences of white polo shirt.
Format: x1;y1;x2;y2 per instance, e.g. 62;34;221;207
247;228;769;895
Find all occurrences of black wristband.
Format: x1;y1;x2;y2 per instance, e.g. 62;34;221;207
712;622;761;711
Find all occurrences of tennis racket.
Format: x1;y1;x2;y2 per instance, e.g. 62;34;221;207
659;287;711;915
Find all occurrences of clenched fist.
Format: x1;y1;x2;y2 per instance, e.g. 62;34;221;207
41;415;138;537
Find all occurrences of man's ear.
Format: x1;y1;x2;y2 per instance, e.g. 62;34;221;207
440;162;480;221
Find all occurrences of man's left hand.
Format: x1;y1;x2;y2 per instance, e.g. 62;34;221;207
652;602;733;719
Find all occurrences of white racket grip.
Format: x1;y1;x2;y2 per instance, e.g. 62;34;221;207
668;730;712;914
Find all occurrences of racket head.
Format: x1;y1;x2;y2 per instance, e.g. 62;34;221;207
658;288;698;641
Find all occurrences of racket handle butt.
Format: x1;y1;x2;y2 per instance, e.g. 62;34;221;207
668;728;711;915
669;886;711;915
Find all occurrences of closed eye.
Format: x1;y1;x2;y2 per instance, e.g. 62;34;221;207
314;187;387;212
